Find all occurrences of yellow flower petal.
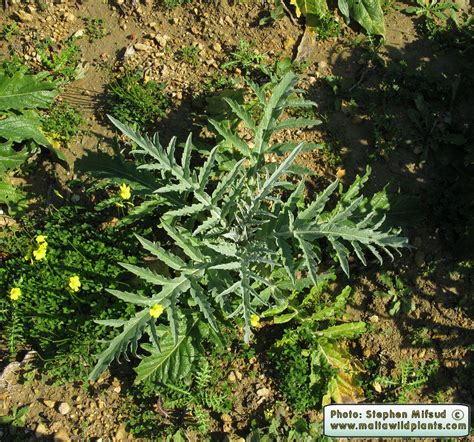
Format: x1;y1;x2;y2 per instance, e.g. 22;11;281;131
33;243;47;261
69;275;81;292
36;235;47;244
10;287;22;301
119;183;131;200
149;303;165;319
250;314;260;328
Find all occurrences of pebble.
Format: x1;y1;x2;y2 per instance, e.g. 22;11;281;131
134;43;152;51
16;11;34;22
54;429;71;442
155;34;170;48
44;399;56;408
213;42;222;52
35;423;49;437
63;12;76;22
318;60;328;70
257;387;270;397
73;29;85;38
369;314;379;323
228;372;236;382
58;401;71;415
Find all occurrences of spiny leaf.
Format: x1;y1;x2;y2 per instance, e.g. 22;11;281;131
89;309;151;381
135;234;185;270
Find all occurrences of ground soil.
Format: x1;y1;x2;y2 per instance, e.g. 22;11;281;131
0;0;473;440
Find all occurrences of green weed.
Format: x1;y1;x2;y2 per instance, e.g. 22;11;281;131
177;44;201;66
375;360;439;403
0;204;151;381
2;22;20;41
374;272;415;316
107;68;171;131
82;16;108;43
35;37;82;83
43;101;84;144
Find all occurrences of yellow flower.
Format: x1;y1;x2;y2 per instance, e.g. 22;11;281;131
10;287;22;301
32;242;48;261
250;314;261;328
119;183;131;200
69;275;81;292
149;304;165;319
36;235;47;244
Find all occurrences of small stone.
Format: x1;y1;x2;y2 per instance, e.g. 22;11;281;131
58;402;71;415
418;349;427;358
123;45;136;59
54;429;71;442
73;29;84;38
221;413;232;423
155;34;170;48
414;250;425;267
225;15;233;26
113;385;121;393
16;11;34;22
369;314;379;323
257;387;270;398
235;370;243;381
213;42;222;52
35;423;49;438
373;381;383;393
228;372;236;382
318;60;328;70
134;43;152;51
44;400;56;408
63;12;76;22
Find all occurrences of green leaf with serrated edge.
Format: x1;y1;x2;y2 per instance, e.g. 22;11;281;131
106;289;152;306
224;98;256;131
190;281;218;331
119;262;170;286
161;220;205;262
135;234;185;270
198;145;218;191
89;309;150;381
299;179;338;220
209;119;250;156
181;133;193;178
135;319;198;384
0;71;58;111
94;319;127;327
254;71;298;155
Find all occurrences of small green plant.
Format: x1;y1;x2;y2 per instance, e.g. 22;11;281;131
82;16;108;43
107;68;171;131
221;39;269;76
0;405;29;431
375;360;439;403
2;22;20;41
405;0;459;36
177;44;201;66
374;272;414;316
35;37;82;83
314;13;341;40
43;101;84;144
161;0;193;8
